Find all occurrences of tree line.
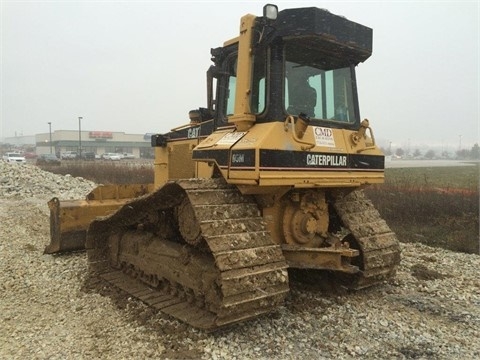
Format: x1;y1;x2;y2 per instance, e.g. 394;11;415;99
382;143;480;160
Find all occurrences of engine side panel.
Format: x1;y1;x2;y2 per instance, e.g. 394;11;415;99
193;122;385;189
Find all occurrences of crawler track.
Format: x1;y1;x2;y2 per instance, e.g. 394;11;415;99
86;178;289;330
333;189;401;289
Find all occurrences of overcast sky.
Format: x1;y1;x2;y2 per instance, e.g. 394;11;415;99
1;0;478;152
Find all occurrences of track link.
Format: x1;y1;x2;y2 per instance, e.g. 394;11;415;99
333;189;401;289
86;178;289;330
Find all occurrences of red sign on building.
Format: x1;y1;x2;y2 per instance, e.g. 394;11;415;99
89;131;113;139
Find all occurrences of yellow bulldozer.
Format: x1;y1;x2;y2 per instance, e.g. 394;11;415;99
45;4;400;330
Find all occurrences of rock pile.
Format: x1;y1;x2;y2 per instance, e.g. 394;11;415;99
0;162;95;199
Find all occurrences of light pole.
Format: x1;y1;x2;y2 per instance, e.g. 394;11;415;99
48;122;52;154
78;116;83;159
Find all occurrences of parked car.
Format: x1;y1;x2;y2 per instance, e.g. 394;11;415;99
122;153;135;159
24;152;38;159
80;152;95;161
2;152;26;164
61;151;77;160
36;153;61;166
102;153;122;161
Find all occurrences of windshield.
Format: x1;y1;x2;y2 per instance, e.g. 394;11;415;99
284;42;356;123
284;52;356;123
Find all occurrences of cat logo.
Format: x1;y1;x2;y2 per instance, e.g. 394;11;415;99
187;127;200;138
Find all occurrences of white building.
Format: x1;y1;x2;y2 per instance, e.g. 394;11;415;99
35;130;153;158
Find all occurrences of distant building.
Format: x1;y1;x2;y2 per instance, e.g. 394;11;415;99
35;130;153;158
3;135;36;147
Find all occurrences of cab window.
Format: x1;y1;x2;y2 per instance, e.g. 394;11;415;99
225;49;266;115
284;49;356;123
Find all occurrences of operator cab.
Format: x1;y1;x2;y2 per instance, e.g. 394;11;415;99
208;5;372;131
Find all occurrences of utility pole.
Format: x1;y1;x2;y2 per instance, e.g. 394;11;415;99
78;117;83;159
48;122;52;154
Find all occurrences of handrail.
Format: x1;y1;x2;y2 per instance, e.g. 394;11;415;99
351;119;377;153
284;116;316;150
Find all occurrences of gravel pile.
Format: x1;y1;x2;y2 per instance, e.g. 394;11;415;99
1;161;479;359
0;161;95;200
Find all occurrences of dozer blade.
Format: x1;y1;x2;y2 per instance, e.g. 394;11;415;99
44;184;154;254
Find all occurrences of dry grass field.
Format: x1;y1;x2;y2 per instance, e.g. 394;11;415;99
366;164;479;254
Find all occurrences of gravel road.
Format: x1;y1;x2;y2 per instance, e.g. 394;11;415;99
1;162;479;359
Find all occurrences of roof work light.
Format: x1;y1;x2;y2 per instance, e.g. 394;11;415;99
263;4;278;20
